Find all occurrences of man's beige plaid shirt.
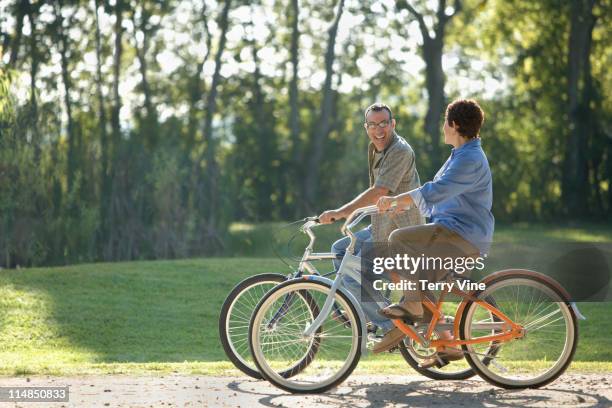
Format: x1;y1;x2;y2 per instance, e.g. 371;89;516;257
368;133;425;242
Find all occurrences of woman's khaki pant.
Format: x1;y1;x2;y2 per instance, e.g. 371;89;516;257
387;223;479;319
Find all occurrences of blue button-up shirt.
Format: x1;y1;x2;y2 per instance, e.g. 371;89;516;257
408;138;494;254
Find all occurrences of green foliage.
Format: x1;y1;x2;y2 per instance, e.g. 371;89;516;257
0;0;610;267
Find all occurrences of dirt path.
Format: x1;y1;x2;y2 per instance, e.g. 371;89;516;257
0;373;610;407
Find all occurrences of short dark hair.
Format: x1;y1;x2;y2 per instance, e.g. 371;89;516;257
445;99;484;139
364;103;393;121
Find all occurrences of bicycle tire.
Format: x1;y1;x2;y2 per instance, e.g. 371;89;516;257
249;279;363;393
460;272;578;389
219;273;286;379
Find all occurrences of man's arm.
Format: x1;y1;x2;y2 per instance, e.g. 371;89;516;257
318;186;389;224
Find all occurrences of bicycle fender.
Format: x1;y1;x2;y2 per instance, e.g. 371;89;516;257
481;269;586;319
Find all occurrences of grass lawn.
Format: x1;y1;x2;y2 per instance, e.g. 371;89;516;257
0;222;611;376
226;220;612;257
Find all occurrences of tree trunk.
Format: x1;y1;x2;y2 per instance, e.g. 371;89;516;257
107;0;124;259
422;37;445;169
562;0;596;216
289;0;301;170
184;2;211;236
200;0;231;252
93;0;111;256
396;0;462;173
250;19;276;219
187;2;211;148
7;0;28;68
132;5;158;147
111;0;123;145
55;0;77;195
26;2;39;159
303;0;345;211
607;137;612;214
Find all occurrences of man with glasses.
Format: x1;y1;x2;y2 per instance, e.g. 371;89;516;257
318;103;425;341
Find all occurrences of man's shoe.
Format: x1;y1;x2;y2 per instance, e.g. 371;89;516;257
372;327;406;354
419;347;464;368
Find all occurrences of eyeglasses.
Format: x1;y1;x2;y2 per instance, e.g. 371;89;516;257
365;120;391;130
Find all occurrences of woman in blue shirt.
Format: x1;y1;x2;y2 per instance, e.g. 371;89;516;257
371;99;494;368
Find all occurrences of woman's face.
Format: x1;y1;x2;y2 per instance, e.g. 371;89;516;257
443;118;456;145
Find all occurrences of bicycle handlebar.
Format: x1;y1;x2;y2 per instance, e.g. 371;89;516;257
341;202;399;253
300;202;399;254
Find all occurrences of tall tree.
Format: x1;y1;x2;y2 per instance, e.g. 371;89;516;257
54;0;78;194
289;0;301;181
106;0;124;259
396;0;462;169
249;5;278;219
303;0;345;211
562;0;598;215
25;1;39;158
5;0;29;68
200;0;232;252
131;1;161;147
186;1;212;148
93;0;111;255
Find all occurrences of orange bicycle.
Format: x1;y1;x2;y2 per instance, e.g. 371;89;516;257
248;205;579;393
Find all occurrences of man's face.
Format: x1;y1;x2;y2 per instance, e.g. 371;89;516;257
365;110;395;152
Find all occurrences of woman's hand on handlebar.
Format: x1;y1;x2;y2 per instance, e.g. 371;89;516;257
376;195;401;215
317;209;345;224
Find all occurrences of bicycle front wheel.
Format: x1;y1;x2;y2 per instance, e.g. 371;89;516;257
460;273;578;389
249;280;363;393
219;273;286;378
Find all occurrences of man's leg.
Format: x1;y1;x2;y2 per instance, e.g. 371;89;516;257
352;235;395;332
330;226;371;272
332;226;394;332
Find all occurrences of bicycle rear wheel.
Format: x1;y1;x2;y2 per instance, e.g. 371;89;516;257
249;280;363;393
460;273;577;389
398;281;500;380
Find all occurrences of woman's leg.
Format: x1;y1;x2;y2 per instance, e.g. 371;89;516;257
374;224;479;353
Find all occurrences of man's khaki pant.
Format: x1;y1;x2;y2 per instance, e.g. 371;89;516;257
387;223;480;319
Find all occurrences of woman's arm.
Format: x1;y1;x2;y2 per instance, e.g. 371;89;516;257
376;193;414;213
377;153;482;215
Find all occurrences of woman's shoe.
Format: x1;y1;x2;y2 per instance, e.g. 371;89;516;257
419;348;464;368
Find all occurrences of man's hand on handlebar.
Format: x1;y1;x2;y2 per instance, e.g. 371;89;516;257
317;209;345;224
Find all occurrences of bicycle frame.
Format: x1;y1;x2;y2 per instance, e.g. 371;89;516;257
393;284;524;350
299;206;390;353
266;216;373;343
299;205;530;355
